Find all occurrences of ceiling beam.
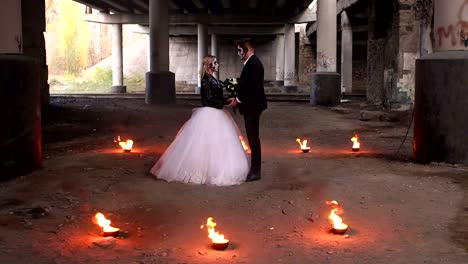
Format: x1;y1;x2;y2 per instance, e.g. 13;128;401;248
134;25;285;35
84;11;315;25
73;0;109;12
99;0;131;12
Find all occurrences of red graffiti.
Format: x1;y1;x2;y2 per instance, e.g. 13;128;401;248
437;0;468;47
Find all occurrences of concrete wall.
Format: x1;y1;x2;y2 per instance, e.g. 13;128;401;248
366;0;433;106
120;35;279;91
0;0;22;54
297;24;315;90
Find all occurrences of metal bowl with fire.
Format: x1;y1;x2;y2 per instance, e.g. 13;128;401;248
201;217;230;250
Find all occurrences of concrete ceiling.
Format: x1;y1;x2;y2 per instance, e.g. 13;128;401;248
73;0;314;17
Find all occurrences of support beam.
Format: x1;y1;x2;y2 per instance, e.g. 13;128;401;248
211;34;219;78
111;24;126;93
146;0;175;104
84;12;316;25
197;24;208;93
310;0;341;106
134;25;285;35
284;24;297;92
275;34;285;87
341;11;352;94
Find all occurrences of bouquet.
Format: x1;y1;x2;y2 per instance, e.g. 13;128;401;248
223;78;238;98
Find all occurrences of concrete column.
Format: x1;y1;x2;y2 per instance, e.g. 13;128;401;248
311;0;341;106
111;24;126;93
0;0;22;53
414;0;468;165
145;0;175;104
197;24;208;93
211;34;218;79
275;34;285;87
284;24;297;92
341;11;352;94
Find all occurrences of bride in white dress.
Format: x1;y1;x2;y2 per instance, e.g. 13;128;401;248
150;55;249;186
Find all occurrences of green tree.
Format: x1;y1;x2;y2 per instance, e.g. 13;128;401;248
49;0;91;75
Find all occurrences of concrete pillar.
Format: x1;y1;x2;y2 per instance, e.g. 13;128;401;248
145;0;175;104
0;0;22;53
414;0;468;165
311;0;341;106
111;24;126;93
284;24;297;92
341;11;352;94
275;34;285;87
197;24;208;93
211;34;218;79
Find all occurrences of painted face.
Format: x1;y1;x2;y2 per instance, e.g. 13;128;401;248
237;45;246;60
209;59;219;72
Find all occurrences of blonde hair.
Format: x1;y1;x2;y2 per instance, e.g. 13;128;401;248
199;55;216;81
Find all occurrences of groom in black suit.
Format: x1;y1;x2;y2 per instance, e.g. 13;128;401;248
226;39;267;182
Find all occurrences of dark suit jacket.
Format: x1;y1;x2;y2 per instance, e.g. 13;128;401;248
237;54;267;114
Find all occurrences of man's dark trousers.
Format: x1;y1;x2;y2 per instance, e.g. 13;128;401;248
244;112;261;174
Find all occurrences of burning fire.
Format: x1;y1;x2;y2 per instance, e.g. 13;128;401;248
201;217;229;244
115;136;133;152
350;134;360;151
325;200;348;233
296;138;310;151
94;212;120;236
239;136;249;152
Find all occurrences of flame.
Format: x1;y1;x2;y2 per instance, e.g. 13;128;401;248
350;135;360;150
95;212;119;233
239;136;249;151
296;138;310;150
201;217;229;243
325;200;348;230
115;136;133;151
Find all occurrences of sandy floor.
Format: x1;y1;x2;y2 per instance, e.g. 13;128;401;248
0;97;466;264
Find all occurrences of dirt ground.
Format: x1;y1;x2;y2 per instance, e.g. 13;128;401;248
0;97;467;264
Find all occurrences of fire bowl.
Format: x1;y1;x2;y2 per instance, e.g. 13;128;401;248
301;148;310;153
331;227;348;235
351;148;359;152
212;241;229;250
123;149;132;153
103;229;120;237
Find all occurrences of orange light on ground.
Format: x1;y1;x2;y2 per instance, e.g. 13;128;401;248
351;134;360;152
115;136;134;152
296;138;311;153
94;212;120;237
201;217;230;250
325;200;349;234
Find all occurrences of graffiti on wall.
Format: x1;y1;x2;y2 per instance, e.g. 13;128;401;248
435;0;468;50
317;51;336;72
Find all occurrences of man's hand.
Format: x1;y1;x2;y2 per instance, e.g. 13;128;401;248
225;97;238;107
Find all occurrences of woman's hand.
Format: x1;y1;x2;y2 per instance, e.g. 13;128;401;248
225;97;238;107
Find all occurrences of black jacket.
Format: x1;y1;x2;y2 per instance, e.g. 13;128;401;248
237;54;267;114
201;74;225;109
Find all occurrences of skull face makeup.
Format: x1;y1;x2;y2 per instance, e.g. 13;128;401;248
209;59;219;72
237;45;247;61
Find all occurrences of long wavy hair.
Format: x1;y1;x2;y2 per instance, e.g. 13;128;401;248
199;55;216;81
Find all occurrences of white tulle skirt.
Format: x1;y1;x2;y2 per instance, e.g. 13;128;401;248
150;107;249;186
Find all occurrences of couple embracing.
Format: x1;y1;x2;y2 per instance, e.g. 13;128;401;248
150;39;267;186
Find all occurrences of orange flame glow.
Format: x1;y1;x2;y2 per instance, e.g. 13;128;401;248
296;138;310;150
201;217;229;243
95;212;120;233
325;200;348;230
115;136;134;151
239;136;249;152
350;134;360;150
